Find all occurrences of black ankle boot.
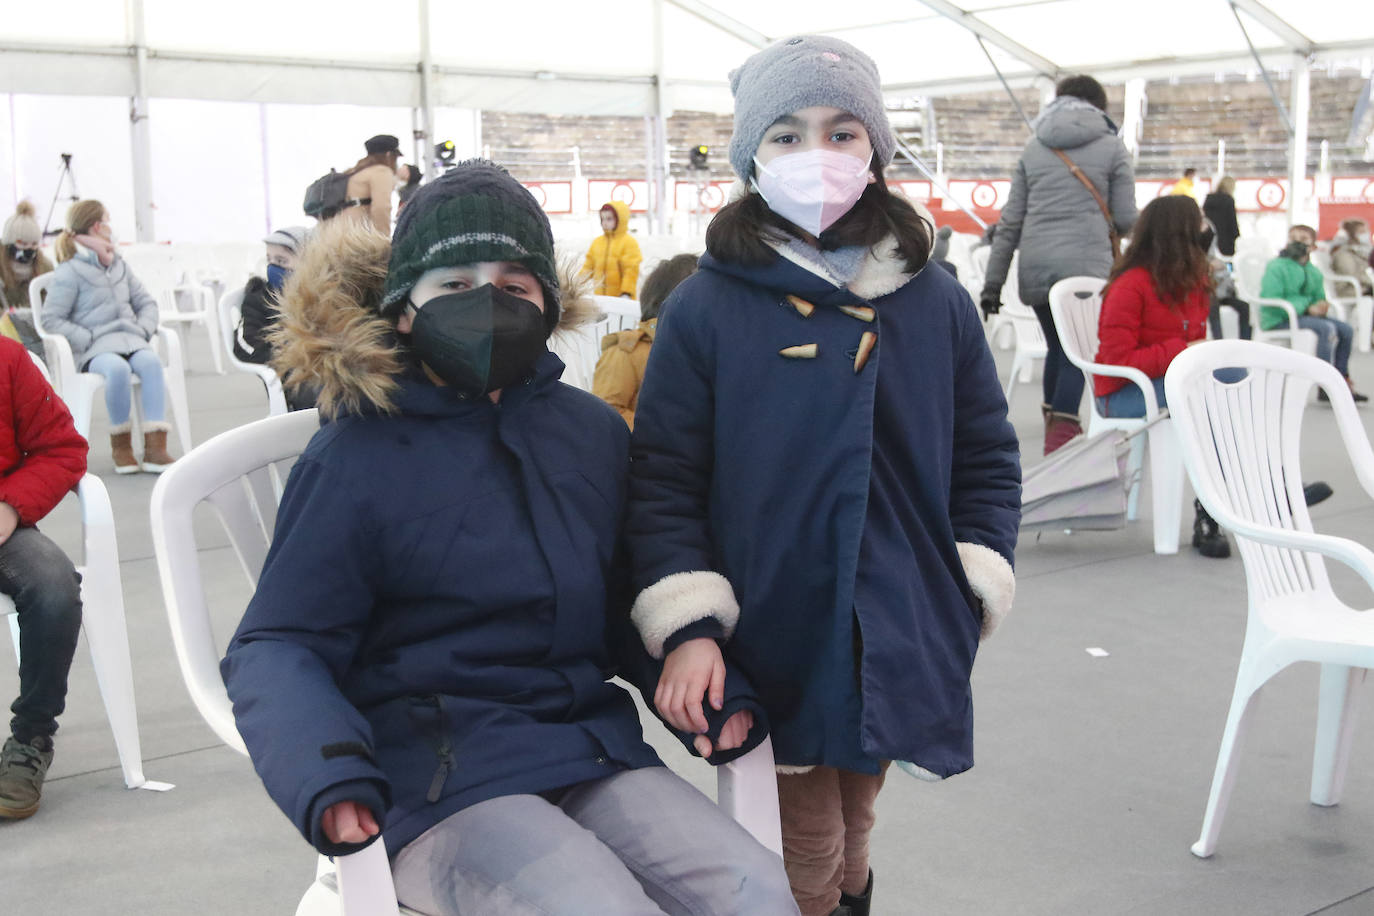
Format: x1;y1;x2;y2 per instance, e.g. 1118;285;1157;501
838;870;873;916
1192;500;1231;559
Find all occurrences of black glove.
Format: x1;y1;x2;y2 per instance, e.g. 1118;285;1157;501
979;294;1002;321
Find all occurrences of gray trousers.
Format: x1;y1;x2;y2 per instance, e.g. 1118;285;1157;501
391;765;799;916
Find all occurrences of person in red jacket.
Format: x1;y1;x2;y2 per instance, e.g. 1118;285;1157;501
1093;195;1232;558
0;337;87;819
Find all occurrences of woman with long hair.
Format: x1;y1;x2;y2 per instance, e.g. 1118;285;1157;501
40;199;175;473
1094;194;1227;556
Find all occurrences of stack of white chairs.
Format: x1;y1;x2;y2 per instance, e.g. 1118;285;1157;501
1048;277;1185;554
5;354;163;792
150;410;784;916
122;245;225;375
29;274;193;454
1165;341;1374;858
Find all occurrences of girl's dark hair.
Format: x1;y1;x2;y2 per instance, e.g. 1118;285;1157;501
1055;74;1108;112
705;161;931;273
1107;195;1211;307
639;253;698;320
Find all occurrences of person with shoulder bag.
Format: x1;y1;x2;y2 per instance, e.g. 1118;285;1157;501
979;74;1138;454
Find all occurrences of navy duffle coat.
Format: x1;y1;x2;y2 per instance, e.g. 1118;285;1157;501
222;353;665;857
627;241;1021;778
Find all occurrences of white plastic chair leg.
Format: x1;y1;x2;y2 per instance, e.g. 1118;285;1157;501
77;476;148;789
1310;664;1366;807
1354;298;1372;354
716;736;784;856
65;375;104;443
6;610;17;663
159;330;194;454
1124;434;1146;522
1193;676;1264;858
1146;419;1184;554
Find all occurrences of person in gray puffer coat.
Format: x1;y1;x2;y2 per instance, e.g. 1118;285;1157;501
980;74;1137;455
41;199;175;474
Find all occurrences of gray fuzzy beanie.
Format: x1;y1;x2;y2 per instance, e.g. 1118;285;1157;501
728;35;895;181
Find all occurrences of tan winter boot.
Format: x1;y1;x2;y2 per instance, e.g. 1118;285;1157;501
141;422;176;473
110;423;139;474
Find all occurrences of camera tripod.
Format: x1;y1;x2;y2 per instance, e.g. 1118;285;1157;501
42;153;80;239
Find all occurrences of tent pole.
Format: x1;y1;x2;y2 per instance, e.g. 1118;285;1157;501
1287;54;1310;226
128;0;155;242
258;103;272;235
419;0;435;172
650;0;668;235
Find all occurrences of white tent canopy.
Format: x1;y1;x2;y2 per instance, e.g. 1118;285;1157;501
3;0;1371;112
1;0;1371;242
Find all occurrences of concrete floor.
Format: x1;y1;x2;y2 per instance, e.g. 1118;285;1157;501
2;322;1373;915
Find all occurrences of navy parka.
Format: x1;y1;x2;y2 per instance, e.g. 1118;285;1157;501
222;353;671;858
627;244;1021;778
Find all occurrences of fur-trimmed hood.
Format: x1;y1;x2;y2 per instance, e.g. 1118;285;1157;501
269;220;600;419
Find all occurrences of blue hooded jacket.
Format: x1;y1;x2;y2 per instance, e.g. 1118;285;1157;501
627;237;1021;777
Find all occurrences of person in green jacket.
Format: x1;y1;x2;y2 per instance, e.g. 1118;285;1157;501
1260;224;1366;402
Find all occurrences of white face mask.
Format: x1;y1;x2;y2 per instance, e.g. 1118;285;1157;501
751;149;872;237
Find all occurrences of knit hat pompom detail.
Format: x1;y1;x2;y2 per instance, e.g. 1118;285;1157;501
727;34;894;182
382;159;559;328
3;201;41;246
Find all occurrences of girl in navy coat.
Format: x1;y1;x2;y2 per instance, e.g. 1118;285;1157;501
625;37;1022;916
221;162;796;916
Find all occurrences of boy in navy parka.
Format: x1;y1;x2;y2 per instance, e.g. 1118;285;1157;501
222;162;798;916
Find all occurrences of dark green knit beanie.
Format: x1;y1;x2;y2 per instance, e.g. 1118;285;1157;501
382;159;559;328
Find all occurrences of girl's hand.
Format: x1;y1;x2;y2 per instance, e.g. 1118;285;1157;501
691;708;755;758
321;800;380;845
655;637;724;737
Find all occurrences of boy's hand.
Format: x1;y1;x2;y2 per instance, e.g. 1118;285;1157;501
0;503;18;545
321;800;380;845
655;637;724;736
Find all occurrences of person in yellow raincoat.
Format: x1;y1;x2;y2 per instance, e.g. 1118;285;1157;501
582;201;642;298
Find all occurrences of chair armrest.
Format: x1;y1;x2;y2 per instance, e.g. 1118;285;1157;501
39;333;80;396
333;838;401;916
1208;519;1374;597
716;735;783;856
154;326;186;377
1326;272;1365;300
1248;296;1305;342
77;474;121;582
1070;358;1163;418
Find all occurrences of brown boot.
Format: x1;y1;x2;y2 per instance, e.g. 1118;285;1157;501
1044;414;1083;455
141;422;176;473
110;423;139;474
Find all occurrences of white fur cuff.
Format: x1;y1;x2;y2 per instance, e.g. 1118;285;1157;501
142;420;171;433
957;541;1016;642
631;570;740;659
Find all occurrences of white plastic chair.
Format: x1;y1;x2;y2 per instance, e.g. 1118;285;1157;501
2;380;160;790
1001;304;1047;406
218;289;287;418
1048;277;1185;554
592;293;643;332
29;273;193;454
1233;255;1320;357
149;410;783;916
1164;341;1374;858
984;250;1021;351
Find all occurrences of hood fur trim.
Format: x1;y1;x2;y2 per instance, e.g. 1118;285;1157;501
269;220;401;420
767;232;914;301
554;258;599;330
